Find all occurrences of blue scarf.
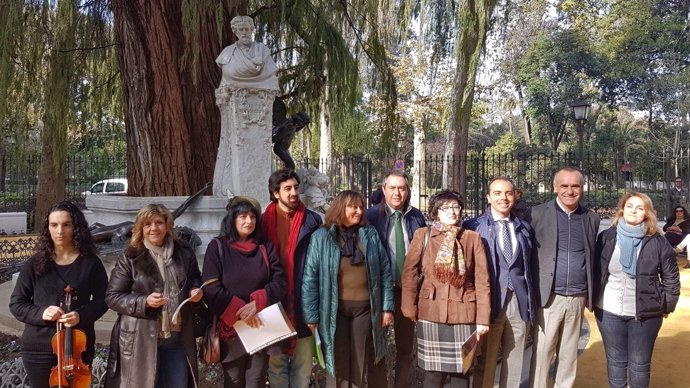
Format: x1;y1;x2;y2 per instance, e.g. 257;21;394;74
616;222;646;277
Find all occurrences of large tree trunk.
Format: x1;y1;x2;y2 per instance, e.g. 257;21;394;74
112;0;245;196
444;0;498;193
34;0;77;231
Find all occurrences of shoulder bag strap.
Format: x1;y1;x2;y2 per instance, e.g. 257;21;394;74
259;245;270;277
417;225;431;286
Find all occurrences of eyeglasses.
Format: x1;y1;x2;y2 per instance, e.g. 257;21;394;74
439;205;462;212
676;210;684;213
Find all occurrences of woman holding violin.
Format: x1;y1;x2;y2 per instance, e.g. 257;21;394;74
10;201;109;388
105;204;203;388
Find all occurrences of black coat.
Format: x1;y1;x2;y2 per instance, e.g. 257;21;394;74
201;238;287;362
593;228;680;318
105;239;202;388
661;216;690;246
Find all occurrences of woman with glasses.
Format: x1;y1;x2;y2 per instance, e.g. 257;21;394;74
400;189;491;387
105;204;203;388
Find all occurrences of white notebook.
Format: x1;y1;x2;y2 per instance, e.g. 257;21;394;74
233;302;297;355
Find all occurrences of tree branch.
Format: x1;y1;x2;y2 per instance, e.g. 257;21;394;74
59;43;115;53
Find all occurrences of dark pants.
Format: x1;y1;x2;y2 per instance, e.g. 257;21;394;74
595;308;663;388
328;300;386;388
665;233;684;247
393;286;415;388
424;371;469;388
222;350;269;388
22;352;56;388
156;334;189;388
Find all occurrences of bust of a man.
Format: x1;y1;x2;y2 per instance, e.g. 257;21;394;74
216;16;279;91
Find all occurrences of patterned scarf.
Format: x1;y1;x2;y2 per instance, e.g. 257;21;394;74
432;221;466;287
616;221;645;277
144;237;181;338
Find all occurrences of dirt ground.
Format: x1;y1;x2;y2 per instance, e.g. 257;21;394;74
575;257;690;388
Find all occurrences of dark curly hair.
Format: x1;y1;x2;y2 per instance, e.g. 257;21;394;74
428;189;465;221
34;201;97;276
268;169;300;203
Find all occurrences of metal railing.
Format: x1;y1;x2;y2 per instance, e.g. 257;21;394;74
2;149;688;233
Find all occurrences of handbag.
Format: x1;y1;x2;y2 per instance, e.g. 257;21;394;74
199;238;225;364
201;315;220;364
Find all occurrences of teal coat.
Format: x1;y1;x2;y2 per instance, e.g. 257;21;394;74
301;225;395;376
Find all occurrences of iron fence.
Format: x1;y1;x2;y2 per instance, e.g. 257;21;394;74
0;153;126;231
298;150;683;220
2;149;689;233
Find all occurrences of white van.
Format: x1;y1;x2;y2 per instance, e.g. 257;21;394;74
82;178;128;195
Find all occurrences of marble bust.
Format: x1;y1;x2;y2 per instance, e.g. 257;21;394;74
215;16;279;91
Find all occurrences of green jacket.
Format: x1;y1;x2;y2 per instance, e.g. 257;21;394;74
301;225;395;376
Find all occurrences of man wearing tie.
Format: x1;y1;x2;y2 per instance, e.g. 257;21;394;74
365;170;426;388
464;177;535;388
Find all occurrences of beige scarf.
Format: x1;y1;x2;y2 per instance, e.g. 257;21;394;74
144;237;181;338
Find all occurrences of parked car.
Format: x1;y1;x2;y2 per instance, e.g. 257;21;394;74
82;178;128;195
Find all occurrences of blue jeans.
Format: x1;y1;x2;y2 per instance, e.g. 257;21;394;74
595;308;662;388
268;336;315;388
156;334;190;388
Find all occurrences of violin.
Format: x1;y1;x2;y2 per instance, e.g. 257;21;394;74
49;285;91;388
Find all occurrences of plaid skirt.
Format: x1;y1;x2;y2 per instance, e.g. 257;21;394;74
416;320;475;373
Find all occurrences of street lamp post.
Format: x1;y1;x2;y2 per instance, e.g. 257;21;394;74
571;99;591;166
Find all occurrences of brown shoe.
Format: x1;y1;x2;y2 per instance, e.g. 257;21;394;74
684;262;690;269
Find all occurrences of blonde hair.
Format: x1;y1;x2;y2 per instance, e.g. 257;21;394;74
611;192;658;235
130;204;175;247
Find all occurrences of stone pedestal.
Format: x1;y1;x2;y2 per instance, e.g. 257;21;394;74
213;85;277;202
85;195;227;254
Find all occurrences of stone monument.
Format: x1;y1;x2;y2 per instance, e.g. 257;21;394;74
213;15;280;200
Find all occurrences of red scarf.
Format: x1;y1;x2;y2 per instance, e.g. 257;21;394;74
228;240;258;254
262;201;305;354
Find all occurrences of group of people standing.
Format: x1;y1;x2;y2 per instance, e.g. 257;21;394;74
9;165;681;388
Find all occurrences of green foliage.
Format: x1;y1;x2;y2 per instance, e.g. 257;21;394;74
253;0;402;156
515;27;601;151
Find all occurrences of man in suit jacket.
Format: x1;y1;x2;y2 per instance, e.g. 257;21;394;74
464;177;535;388
365;170;426;388
527;167;600;388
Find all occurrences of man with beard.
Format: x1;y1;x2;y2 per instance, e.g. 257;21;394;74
365;170;426;388
262;169;322;388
